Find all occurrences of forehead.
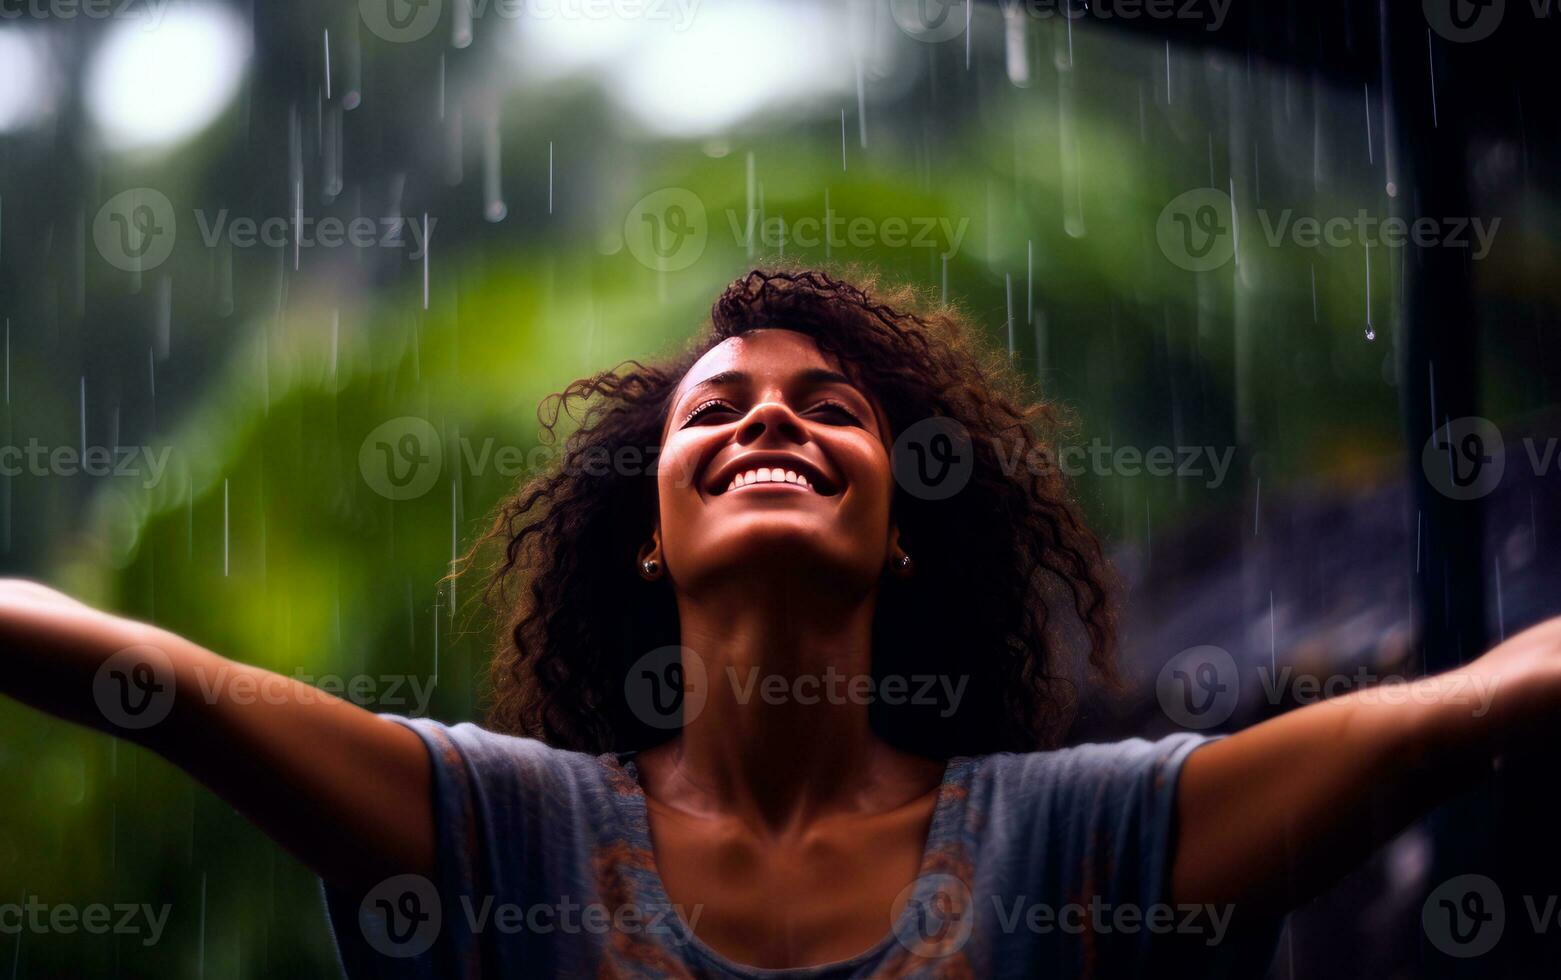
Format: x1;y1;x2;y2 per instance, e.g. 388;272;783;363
673;329;846;399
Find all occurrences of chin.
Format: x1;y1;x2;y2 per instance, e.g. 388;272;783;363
678;522;879;594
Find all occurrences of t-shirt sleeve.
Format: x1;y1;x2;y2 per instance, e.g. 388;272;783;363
980;733;1281;976
320;715;578;979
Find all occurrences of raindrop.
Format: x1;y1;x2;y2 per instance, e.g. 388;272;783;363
824;187;832;261
854;59;866;148
1025;240;1033;324
156;275;172;356
445;107;464;186
1363;82;1373;164
1003;4;1030;86
484;107;506;222
1364;242;1373;336
1164;40;1172;103
1004;273;1014;356
839;109;847;171
1494;557;1505;641
1060;76;1085;238
343;20;361;109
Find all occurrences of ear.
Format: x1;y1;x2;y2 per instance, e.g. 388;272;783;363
886;524;913;579
637;529;664;581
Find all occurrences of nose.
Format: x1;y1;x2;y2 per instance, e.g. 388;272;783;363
736;400;807;447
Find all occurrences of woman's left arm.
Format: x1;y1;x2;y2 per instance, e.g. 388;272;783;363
1171;615;1561;911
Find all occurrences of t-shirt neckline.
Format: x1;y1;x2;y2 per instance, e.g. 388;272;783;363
609;751;974;978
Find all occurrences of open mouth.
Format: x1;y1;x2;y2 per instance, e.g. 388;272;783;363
709;456;839;497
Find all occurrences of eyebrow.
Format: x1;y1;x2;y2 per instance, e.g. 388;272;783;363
687;368;856;391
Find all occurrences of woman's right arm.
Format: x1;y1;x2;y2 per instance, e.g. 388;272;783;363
0;578;433;893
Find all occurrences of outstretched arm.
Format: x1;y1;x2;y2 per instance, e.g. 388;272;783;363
1171;615;1561;911
0;579;433;892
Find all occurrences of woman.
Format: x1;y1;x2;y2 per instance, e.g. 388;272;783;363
2;269;1554;978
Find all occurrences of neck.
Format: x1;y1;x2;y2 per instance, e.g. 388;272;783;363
651;578;918;833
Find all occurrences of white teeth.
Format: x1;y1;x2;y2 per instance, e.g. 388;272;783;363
721;467;821;493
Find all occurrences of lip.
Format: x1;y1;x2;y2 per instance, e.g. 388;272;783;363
707;452;840;497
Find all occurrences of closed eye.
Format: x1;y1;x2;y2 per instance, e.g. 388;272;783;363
807;400;865;426
680;399;741;427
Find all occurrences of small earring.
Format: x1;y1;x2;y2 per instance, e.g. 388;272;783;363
641;558;661;579
897;554;913;572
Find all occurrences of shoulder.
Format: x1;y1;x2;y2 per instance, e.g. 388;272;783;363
970;732;1213;786
386;715;629;798
961;732;1216;825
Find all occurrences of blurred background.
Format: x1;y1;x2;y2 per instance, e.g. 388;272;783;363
1;0;1559;975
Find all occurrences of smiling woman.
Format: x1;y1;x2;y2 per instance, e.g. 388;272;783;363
474;267;1120;759
6;269;1561;978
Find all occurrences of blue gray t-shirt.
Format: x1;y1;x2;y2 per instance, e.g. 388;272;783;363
324;718;1279;978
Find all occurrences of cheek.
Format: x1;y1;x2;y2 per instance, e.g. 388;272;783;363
843;441;896;517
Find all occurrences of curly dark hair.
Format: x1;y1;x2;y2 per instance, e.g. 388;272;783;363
472;267;1118;757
